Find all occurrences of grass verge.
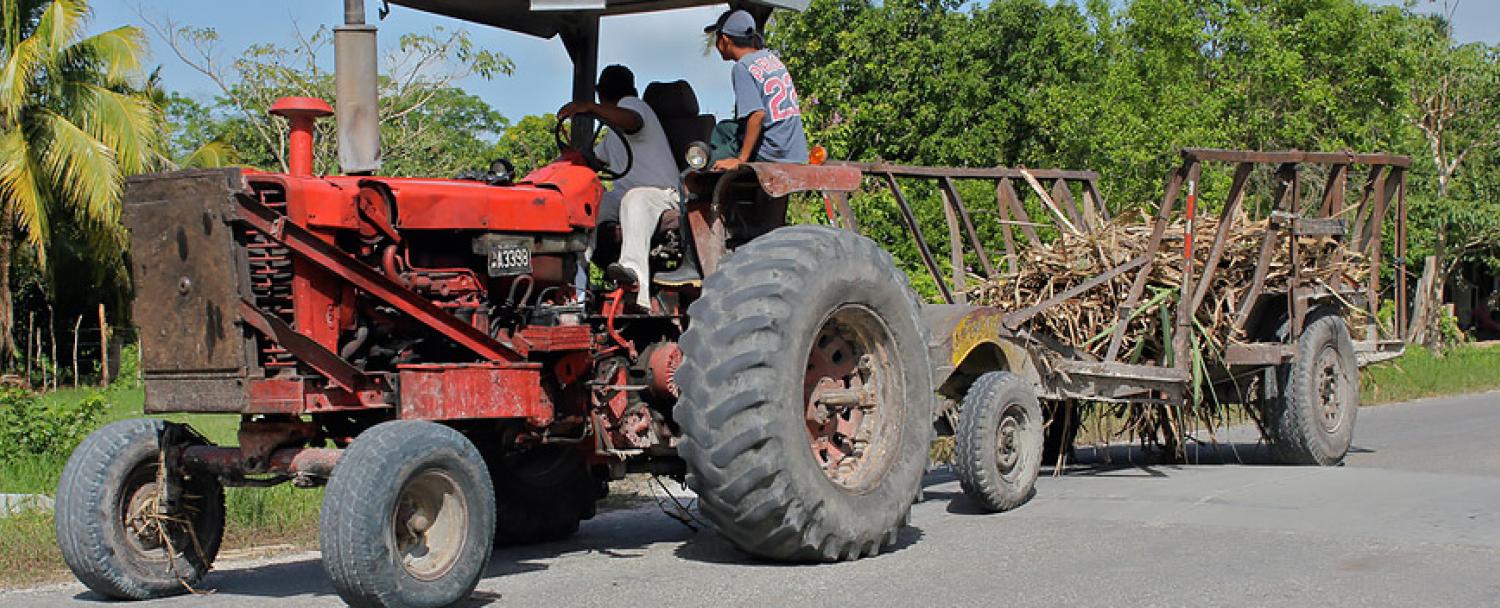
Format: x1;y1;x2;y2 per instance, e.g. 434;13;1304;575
1360;342;1500;405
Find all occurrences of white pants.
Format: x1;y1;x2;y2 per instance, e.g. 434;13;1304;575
615;186;678;308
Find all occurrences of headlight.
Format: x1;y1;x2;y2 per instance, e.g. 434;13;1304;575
684;141;710;171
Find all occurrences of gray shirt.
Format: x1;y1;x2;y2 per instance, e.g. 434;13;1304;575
732;49;809;164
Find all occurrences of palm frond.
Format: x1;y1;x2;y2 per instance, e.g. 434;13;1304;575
60;25;145;87
0;30;43;116
0;126;52;258
62;81;159;174
36;108;118;233
180;139;238;169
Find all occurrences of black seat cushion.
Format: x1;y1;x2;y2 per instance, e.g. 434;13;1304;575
644;80;716;170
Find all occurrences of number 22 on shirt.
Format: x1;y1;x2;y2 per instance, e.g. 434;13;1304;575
762;74;801;122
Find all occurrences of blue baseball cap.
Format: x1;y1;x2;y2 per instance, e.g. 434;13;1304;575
704;9;757;38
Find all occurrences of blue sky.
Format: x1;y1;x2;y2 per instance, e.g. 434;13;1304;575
89;0;1499;124
91;1;736;121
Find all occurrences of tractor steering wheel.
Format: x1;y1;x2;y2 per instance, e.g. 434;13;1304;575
555;113;634;182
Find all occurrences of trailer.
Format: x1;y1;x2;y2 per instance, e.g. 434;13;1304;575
823;149;1409;469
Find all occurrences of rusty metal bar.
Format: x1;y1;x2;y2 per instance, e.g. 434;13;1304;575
882;173;954;304
181;445;341;479
995;186;1020;275
238;300;363;393
939;177;996;278
1351;166;1386;251
1050;178;1085;229
827;191;860;232
1188;162;1253;314
1320;163;1348;217
838;161;1101;181
1103;164;1186;362
1289;167;1305;337
997;179;1042;247
941;190;967;304
1181;148;1411;168
1233;164;1297;332
1083;179;1111;221
237;195;523;362
1396;172;1408;340
1172;161;1203;371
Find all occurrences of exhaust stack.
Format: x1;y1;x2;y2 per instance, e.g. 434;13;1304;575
336;0;381;174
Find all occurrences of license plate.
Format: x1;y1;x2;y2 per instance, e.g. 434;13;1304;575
486;244;531;276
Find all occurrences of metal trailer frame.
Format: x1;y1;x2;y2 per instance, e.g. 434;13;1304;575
821;148;1410;407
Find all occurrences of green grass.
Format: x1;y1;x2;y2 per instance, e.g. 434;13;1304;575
1361;342;1500;405
1;386;322;589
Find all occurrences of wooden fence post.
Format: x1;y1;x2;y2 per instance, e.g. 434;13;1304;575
72;315;81;389
98;303;109;387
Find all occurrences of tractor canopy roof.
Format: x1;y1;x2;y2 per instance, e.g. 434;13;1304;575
388;0;806;40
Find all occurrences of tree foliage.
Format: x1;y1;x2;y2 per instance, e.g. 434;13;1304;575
0;0;158;358
146;19;513;177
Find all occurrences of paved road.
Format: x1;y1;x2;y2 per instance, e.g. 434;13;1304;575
6;392;1499;607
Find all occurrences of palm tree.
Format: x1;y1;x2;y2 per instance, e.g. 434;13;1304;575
0;0;157;359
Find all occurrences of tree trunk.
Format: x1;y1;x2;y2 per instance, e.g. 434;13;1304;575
71;315;81;389
0;228;13;368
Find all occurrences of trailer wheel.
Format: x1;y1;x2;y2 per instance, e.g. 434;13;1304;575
321;420;494;608
1264;313;1359;465
55;419;225;600
487;445;603;545
955;372;1043;512
677;225;934;561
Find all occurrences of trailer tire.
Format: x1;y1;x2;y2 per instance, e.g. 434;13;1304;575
955;372;1043;512
55;418;225;600
487;445;603;545
321;420;494;608
677;225;934;562
1264;312;1359;465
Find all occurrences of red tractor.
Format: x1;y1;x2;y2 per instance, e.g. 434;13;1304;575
53;2;1026;607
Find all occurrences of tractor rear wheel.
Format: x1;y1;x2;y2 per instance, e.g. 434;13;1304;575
1264;312;1359;465
677;225;934;561
55;419;225;600
486;445;604;545
321;420;495;608
955;371;1043;512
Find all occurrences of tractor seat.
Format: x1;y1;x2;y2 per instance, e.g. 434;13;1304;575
643;80;714;171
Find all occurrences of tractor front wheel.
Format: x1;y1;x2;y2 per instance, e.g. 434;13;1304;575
320;420;495;608
677;225;934;561
486;445;604;545
55;419;225;600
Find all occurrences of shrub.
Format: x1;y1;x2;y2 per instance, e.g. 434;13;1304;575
0;389;108;460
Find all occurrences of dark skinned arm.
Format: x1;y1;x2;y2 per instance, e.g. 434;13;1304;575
557;101;643;134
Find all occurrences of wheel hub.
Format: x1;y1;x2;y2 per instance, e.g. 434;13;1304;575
393;470;468;581
1315;345;1346;433
996;416;1020;474
803;305;903;492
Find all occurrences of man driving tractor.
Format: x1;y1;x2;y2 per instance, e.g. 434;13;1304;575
558;64;680;310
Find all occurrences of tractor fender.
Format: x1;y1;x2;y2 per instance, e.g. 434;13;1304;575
922;304;1043;400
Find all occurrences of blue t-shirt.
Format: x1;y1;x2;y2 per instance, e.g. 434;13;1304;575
732;49;810;164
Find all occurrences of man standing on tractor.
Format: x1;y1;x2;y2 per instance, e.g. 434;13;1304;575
559;65;680;310
705;9;809;170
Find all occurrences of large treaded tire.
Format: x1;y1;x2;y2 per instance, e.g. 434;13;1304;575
321;420;495;608
55;419;225;600
486;445;603;545
955;371;1043;512
676;225;934;562
1264;312;1359;465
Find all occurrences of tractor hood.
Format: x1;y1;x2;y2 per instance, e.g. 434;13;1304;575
388;0;806;39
